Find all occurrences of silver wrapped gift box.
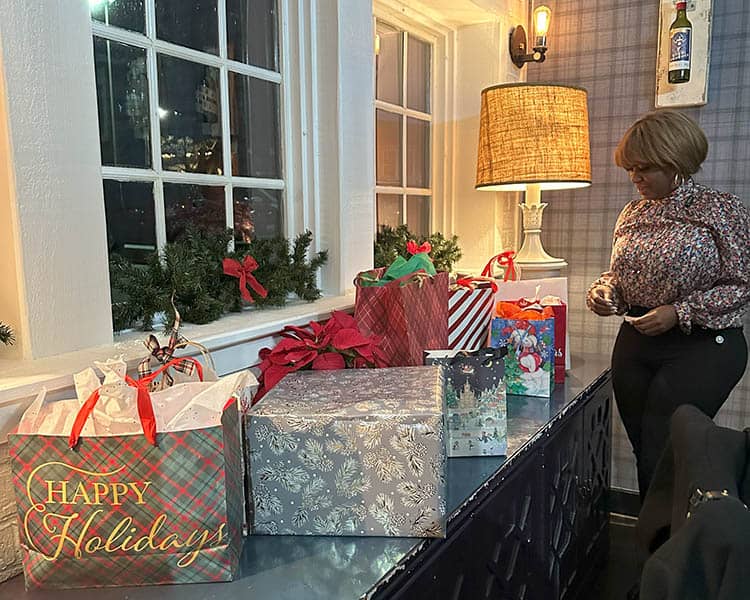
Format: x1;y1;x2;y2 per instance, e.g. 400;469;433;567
247;366;446;538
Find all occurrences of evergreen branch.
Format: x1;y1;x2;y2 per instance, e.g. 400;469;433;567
0;322;14;346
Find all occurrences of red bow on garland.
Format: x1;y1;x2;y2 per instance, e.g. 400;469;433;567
406;239;432;255
223;256;269;303
481;250;518;282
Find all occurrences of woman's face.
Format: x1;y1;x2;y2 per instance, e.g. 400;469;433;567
625;164;677;200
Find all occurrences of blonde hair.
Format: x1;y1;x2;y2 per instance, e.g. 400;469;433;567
614;109;708;177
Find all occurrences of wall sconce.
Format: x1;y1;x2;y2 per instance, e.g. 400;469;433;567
475;83;591;278
510;4;552;68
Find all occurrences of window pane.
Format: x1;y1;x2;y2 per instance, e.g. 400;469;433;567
229;73;281;178
158;55;222;174
227;0;278;70
93;38;151;168
376;110;402;186
164;183;226;241
91;0;145;33
103;180;156;263
376;24;402;105
233;188;282;247
377;193;402;228
407;36;431;113
406;195;430;236
406;117;430;188
155;0;218;55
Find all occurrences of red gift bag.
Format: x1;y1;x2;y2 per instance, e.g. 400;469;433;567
354;269;449;366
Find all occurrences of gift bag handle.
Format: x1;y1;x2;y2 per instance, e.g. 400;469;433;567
68;357;204;449
481;251;518;281
444;346;507;367
454;276;499;293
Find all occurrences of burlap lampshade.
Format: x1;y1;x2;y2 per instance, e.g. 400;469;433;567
475;83;591;191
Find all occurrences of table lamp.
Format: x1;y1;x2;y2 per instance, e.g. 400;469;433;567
475;83;591;278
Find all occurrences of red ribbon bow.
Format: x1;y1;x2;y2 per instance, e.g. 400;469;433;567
406;240;432;255
223;256;269;303
481;250;518;282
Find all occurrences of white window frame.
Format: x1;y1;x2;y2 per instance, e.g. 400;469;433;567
0;0;375;415
374;22;433;231
92;1;286;253
373;1;455;237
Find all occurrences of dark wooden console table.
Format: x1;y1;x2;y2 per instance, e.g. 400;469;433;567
0;353;611;600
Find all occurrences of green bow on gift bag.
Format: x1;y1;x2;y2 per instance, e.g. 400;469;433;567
357;252;437;287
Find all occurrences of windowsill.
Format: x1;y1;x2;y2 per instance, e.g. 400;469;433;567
0;294;355;404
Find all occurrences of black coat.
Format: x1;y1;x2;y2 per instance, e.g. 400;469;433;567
636;404;750;600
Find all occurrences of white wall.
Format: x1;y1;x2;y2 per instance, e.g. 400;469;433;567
0;46;25;361
0;0;113;359
451;5;526;274
317;0;376;294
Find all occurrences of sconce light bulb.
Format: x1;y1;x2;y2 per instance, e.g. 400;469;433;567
533;5;552;41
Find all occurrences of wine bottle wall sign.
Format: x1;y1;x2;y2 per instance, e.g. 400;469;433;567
655;0;713;107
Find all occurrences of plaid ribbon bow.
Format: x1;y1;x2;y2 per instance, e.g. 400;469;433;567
137;305;196;388
223;255;269;303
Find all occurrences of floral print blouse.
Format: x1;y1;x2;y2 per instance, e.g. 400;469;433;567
590;178;750;333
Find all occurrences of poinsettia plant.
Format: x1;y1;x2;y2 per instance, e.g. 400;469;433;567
254;310;388;402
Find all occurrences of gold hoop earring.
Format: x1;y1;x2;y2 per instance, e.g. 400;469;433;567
672;173;685;188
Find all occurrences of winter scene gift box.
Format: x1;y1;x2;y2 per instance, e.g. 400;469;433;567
490;304;555;398
246;366;447;538
424;348;507;457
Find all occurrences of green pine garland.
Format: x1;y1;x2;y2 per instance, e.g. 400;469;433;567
374;225;462;273
0;321;14;346
110;228;328;332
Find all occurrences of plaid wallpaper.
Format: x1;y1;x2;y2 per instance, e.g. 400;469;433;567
528;0;750;491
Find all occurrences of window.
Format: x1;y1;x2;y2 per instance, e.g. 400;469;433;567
374;20;432;236
91;0;283;263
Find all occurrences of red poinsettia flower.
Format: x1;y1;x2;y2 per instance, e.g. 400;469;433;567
253;310;387;403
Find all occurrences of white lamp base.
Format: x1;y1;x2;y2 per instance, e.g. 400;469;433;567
514;188;567;279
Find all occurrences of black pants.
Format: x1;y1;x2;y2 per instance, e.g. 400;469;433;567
611;321;748;499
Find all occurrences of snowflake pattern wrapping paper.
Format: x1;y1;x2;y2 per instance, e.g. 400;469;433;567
246;366;446;538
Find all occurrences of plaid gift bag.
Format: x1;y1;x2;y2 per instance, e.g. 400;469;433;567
448;277;497;351
9;358;254;590
354;268;449;366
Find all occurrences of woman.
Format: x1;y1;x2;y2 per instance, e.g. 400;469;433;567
587;109;750;500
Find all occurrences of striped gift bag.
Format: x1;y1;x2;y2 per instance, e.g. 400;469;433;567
448;277;497;350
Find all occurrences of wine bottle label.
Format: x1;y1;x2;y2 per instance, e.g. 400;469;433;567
669;27;691;71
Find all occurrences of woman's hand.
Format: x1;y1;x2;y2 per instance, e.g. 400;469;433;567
587;284;623;316
626;305;678;336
